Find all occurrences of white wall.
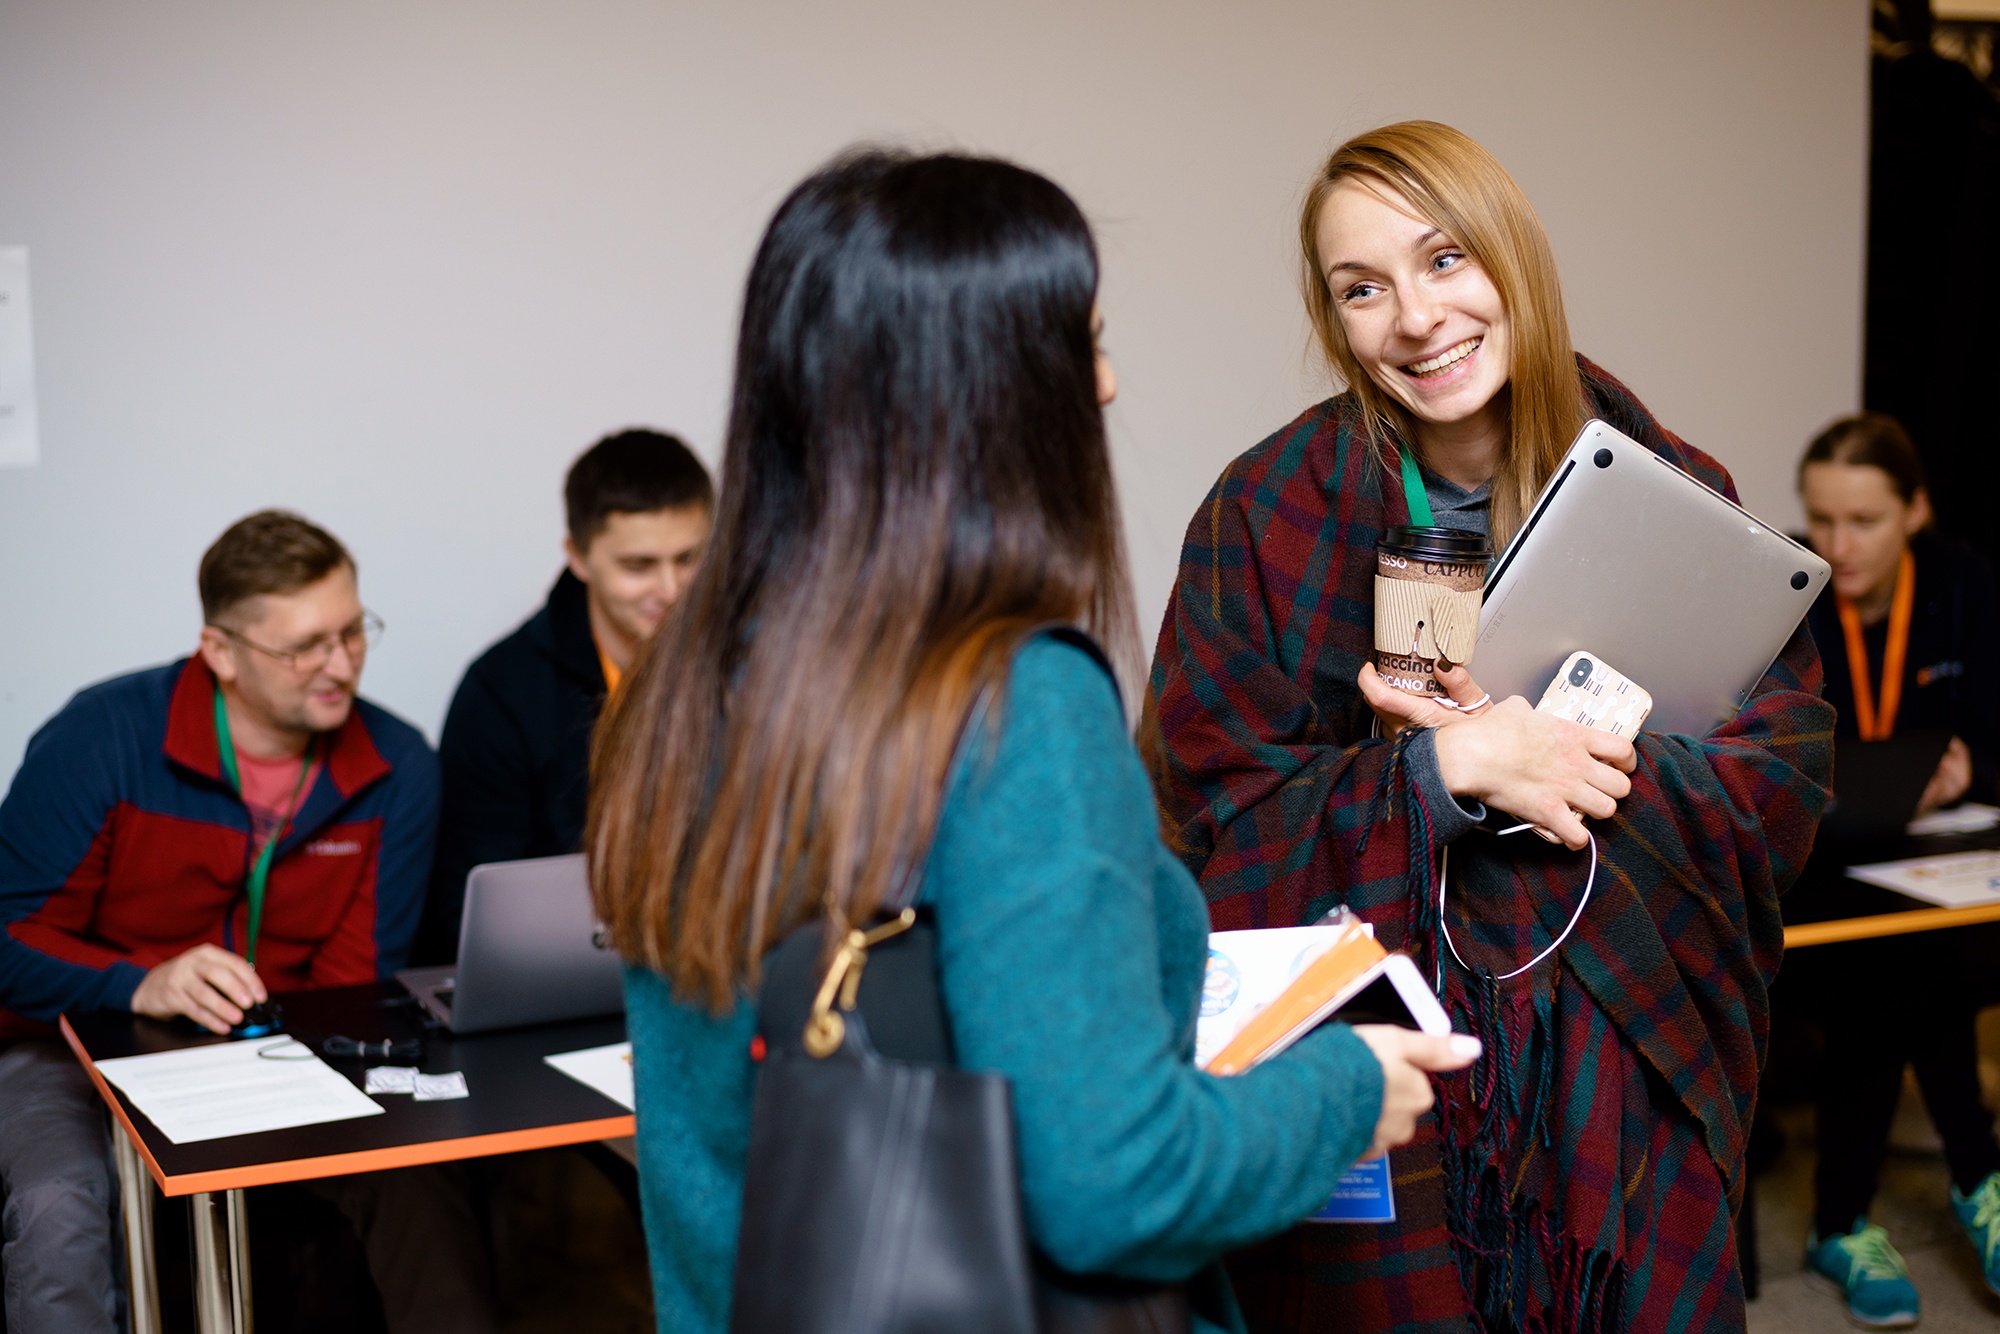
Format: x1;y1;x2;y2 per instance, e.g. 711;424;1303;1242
0;0;1868;781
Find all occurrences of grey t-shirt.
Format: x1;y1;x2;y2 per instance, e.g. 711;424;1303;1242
1420;464;1491;539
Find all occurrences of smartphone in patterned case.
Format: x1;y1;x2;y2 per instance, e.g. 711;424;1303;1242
1536;651;1653;737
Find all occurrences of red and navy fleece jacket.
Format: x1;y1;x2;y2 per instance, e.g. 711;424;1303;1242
0;655;439;1041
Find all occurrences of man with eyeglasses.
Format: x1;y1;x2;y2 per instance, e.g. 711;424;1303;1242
0;510;496;1334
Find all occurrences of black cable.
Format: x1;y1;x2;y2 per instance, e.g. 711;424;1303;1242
321;1034;422;1062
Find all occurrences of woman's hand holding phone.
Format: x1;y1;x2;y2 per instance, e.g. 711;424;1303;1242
1358;662;1636;849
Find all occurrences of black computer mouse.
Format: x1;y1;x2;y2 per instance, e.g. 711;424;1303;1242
230;1000;284;1039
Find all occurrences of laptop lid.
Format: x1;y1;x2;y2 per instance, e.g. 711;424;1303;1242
1472;420;1830;737
1824;730;1952;845
444;853;625;1034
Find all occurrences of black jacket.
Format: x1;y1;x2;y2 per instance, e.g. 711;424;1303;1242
1805;529;1999;805
418;571;606;963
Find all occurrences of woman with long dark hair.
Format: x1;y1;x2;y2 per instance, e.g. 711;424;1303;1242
1147;121;1834;1331
587;149;1477;1334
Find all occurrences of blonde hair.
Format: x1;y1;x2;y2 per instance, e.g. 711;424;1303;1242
1299;121;1583;548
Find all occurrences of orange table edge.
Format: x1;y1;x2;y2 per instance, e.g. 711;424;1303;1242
60;1016;636;1198
1783;899;2000;950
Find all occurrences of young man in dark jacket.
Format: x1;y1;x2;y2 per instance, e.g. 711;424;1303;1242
421;429;712;961
0;511;495;1334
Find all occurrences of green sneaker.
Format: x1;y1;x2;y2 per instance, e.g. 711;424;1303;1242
1805;1220;1920;1329
1950;1171;2000;1299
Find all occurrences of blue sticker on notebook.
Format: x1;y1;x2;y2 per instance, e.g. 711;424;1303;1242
1311;1154;1395;1223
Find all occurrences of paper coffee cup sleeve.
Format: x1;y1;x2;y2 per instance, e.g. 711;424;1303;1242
1374;578;1481;664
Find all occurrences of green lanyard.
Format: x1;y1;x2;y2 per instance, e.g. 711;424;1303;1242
212;688;316;966
1400;447;1436;528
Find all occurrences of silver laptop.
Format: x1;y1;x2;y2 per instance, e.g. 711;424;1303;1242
397;854;625;1034
1472;419;1829;736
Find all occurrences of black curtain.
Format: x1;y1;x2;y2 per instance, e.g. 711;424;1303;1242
1865;5;2000;571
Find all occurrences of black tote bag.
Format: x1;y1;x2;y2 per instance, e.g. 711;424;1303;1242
731;914;1038;1334
728;629;1189;1334
731;912;1189;1334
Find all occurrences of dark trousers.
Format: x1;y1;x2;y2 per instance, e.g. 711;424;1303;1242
0;1040;123;1334
1810;933;2000;1237
302;1165;500;1334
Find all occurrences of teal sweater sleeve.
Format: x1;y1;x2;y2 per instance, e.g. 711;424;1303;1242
928;638;1385;1281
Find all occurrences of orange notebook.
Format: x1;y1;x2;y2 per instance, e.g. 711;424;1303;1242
1203;919;1390;1076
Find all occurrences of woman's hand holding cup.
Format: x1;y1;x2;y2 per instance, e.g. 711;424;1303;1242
1360;661;1493;737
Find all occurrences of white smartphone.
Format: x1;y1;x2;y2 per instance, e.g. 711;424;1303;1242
1328;953;1451;1035
1535;650;1653;738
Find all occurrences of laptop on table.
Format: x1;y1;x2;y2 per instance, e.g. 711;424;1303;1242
397;853;625;1035
1822;730;1953;846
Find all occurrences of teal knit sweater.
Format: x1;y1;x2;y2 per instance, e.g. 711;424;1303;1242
624;637;1386;1333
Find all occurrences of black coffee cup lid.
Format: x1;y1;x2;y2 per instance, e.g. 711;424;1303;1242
1379;525;1493;561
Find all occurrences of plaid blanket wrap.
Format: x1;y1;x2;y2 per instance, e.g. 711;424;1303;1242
1144;359;1833;1332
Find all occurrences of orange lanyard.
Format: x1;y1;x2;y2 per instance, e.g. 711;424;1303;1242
596;641;623;698
1835;549;1914;742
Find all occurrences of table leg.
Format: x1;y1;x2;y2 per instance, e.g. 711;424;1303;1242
189;1189;253;1334
112;1119;161;1334
227;1190;253;1330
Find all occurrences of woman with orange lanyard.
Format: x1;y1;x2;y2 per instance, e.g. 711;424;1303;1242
1796;411;2000;1326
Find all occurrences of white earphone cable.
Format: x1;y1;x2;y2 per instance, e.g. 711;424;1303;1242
1438;824;1595;981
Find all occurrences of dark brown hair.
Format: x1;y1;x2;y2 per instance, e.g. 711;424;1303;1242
585;149;1136;1011
564;428;714;551
1299;121;1583;549
198;510;353;623
1798;412;1928;504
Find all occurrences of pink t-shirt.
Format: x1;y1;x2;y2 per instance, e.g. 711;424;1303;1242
235;749;322;849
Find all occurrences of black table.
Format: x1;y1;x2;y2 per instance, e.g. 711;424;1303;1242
62;981;634;1334
1780;824;2000;949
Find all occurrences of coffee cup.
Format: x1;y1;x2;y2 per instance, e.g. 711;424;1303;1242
1374;526;1494;699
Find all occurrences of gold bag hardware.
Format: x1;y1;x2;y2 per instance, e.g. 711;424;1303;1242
801;908;918;1058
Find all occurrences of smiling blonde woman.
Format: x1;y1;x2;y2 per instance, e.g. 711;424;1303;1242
1146;121;1834;1332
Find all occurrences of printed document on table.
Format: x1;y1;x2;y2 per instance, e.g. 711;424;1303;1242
545;1042;634;1110
95;1038;384;1145
1848;850;2000;909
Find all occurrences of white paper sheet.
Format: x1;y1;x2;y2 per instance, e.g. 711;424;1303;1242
544;1042;635;1111
95;1038;385;1144
1905;802;2000;838
1848;849;2000;909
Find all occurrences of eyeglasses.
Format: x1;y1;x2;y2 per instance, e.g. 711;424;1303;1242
212;611;385;675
